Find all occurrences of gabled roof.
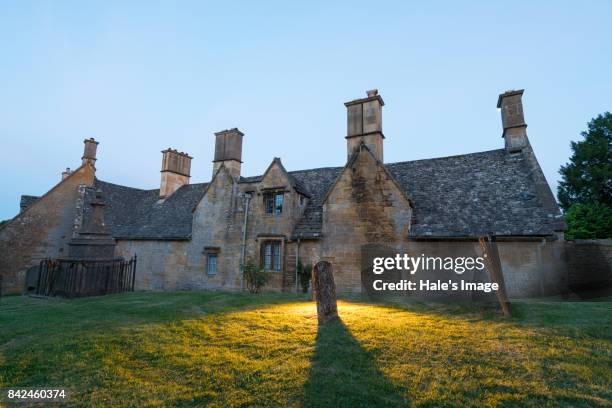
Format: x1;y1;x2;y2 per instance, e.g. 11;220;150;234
90;148;562;241
292;149;562;239
290;167;343;238
256;157;311;197
385;149;563;237
319;142;413;207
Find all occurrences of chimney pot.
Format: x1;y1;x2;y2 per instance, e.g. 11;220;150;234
160;148;192;198
213;128;244;179
344;90;385;162
82;138;99;167
497;89;528;153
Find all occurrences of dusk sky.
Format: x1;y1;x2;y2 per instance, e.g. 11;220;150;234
1;1;610;220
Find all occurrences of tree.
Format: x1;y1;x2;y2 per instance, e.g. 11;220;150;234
563;202;612;240
557;112;612;211
557;112;612;240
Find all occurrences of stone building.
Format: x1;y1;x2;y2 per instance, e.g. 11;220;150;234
0;89;568;296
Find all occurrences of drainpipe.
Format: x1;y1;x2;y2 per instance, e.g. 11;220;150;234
240;192;252;291
295;238;300;294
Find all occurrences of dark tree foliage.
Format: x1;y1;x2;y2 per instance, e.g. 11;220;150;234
563;202;612;240
557;112;612;210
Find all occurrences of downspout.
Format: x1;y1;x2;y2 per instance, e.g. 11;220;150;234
241;192;252;291
295;238;300;294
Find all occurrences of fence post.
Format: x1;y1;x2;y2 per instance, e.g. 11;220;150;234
131;255;137;292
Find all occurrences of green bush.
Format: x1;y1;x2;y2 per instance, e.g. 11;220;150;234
564;202;612;240
296;261;312;294
243;259;269;293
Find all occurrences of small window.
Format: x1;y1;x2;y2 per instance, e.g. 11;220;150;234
263;241;282;271
264;192;284;215
274;193;283;214
206;253;217;275
299;195;305;205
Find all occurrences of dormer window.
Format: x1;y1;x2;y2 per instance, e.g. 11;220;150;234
264;192;284;215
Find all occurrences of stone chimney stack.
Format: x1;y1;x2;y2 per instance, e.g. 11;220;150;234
497;89;529;153
82;138;99;167
213;128;243;179
62;167;71;180
344;89;385;162
160;149;192;198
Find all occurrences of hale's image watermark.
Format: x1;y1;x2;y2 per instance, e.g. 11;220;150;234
369;253;499;293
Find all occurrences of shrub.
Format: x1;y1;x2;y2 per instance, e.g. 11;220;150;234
243;259;269;293
297;261;312;294
564;202;612;240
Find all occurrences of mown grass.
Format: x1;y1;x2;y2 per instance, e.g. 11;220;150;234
0;291;610;407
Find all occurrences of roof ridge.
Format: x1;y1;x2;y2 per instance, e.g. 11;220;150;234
385;148;505;166
288;165;344;174
95;178;150;192
96;149;507;192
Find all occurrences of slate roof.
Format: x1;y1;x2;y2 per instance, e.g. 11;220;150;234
94;179;208;240
385;149;563;238
90;148;562;241
289;167;343;238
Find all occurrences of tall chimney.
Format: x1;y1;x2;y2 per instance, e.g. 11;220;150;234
82;138;99;167
344;89;385;162
213;128;243;179
497;89;528;153
160;148;192;198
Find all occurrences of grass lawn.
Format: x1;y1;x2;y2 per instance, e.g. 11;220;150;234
0;292;610;407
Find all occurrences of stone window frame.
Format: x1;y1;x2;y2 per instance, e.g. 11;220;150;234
261;188;287;217
257;236;285;273
203;246;220;276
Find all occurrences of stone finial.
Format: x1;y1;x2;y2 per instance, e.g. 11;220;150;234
68;187;116;260
61;167;71;180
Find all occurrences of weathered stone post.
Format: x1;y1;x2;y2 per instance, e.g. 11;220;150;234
313;261;339;324
479;236;512;317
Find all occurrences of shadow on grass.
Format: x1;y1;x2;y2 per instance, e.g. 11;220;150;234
303;317;406;408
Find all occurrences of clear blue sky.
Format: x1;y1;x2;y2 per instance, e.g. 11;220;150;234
1;1;610;220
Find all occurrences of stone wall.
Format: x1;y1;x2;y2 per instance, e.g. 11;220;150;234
115;240;190;290
285;239;321;293
115;162;308;292
497;240;567;298
565;239;612;298
0;165;95;294
321;148;412;292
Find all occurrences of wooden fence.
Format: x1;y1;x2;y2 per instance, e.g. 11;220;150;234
35;256;137;298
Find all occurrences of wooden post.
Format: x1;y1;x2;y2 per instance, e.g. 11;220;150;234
313;261;339;324
479;236;512;317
